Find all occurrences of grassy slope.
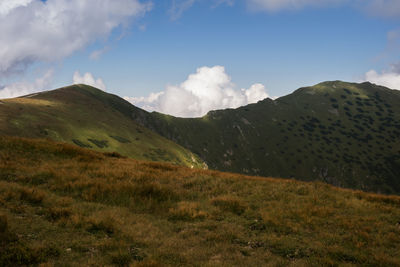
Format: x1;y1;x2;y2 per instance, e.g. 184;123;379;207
1;136;400;266
0;84;204;168
138;81;400;194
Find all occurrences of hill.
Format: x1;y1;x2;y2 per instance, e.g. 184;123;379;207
133;81;400;194
1;136;400;266
0;84;204;168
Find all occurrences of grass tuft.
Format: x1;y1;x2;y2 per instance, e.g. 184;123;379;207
211;196;247;215
19;188;46;205
0;214;7;234
46;207;72;221
168;201;208;221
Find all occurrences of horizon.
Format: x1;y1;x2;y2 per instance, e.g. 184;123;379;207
0;0;399;117
1;79;389;119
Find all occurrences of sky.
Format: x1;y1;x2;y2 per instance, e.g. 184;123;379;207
0;0;399;117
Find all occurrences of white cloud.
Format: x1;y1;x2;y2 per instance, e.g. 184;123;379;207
364;0;400;18
0;0;32;15
168;0;196;20
212;0;235;8
246;0;400;17
0;69;53;99
0;0;152;76
89;46;111;60
138;24;147;31
168;0;234;19
125;66;269;117
73;71;106;91
244;83;268;103
364;67;400;90
246;0;345;12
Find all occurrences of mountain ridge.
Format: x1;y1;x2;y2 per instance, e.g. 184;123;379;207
1;81;400;194
133;81;400;194
0;84;205;168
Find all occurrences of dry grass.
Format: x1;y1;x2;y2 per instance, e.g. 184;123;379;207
0;136;400;266
168;201;208;221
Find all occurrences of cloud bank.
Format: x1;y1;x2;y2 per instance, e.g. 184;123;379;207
0;0;151;77
73;72;107;91
364;63;400;90
0;70;107;99
125;66;269;117
0;69;54;99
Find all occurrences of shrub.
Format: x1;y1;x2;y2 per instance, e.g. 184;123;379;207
87;139;108;148
109;135;131;144
103;152;126;158
72;139;92;148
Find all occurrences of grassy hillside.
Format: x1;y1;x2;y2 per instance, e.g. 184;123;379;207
0;84;204;168
1;136;400;266
135;81;400;194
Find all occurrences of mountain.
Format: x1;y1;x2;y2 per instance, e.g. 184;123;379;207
133;81;400;194
1;136;400;266
1;81;399;194
0;84;204;168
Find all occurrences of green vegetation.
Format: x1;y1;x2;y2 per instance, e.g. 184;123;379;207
137;81;400;194
1;136;400;266
1;81;399;194
0;84;204;168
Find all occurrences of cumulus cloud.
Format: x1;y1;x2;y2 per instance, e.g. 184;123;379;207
364;66;400;90
125;66;269;118
0;0;152;77
0;69;54;99
73;71;106;91
0;0;32;15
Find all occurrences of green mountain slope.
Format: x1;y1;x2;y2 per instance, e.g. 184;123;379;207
0;84;204;168
134;81;400;194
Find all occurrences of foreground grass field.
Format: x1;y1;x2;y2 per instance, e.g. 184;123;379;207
1;136;400;266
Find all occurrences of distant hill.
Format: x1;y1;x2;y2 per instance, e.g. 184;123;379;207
0;84;204;168
1;136;399;266
1;81;399;194
133;81;400;194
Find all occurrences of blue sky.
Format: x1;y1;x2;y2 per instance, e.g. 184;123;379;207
61;1;397;97
0;0;400;117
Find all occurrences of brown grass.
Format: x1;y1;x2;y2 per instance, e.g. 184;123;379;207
0;136;400;266
168;201;208;221
0;213;7;233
